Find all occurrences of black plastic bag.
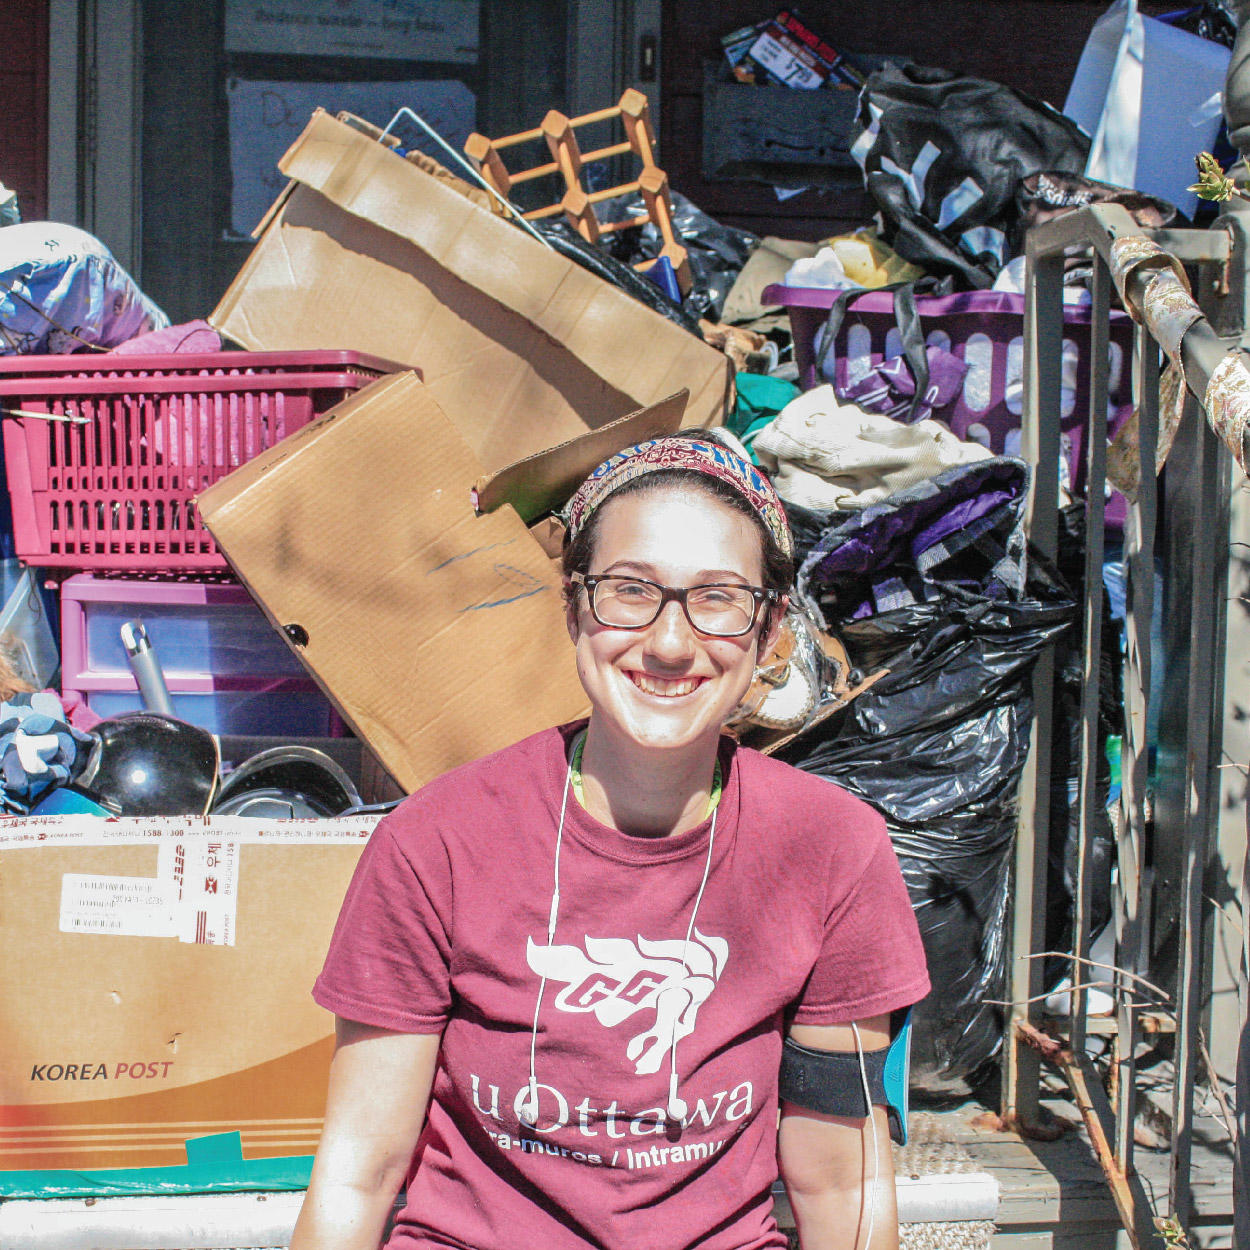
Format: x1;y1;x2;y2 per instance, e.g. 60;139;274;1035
602;190;760;322
852;64;1091;288
534;219;701;335
779;459;1076;1093
1165;1;1237;46
785;498;842;568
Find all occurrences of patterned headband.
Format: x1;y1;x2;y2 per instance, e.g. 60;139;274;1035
565;436;793;560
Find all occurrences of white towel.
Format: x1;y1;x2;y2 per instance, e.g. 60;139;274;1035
754;385;991;511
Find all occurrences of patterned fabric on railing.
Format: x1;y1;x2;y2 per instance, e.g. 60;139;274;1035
1105;234;1250;488
1204;352;1250;473
1108;364;1186;502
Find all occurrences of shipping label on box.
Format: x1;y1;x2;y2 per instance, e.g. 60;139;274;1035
0;814;378;1171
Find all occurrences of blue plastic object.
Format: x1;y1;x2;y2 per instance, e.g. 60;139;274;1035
30;784;114;816
0;222;167;356
883;1007;913;1145
640;255;682;304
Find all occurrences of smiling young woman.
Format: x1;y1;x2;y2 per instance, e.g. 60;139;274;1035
291;435;930;1250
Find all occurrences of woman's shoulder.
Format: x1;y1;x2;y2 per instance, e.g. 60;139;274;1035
377;724;566;845
730;742;891;867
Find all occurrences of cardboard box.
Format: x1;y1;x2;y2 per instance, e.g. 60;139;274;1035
197;373;688;795
210;109;730;471
0;814;378;1171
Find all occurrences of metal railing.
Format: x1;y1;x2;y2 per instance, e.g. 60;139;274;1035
1002;198;1246;1246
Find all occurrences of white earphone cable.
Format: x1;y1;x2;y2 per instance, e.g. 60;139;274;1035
521;753;573;1125
851;1020;879;1250
526;738;719;1129
666;806;718;1122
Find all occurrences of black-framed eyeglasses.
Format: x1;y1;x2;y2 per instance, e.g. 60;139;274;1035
571;572;778;638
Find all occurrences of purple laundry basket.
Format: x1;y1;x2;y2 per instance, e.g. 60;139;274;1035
763;283;1136;527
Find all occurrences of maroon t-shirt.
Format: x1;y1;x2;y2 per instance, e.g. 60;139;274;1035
314;724;930;1250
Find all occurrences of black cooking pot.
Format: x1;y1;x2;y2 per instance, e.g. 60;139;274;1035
212;745;361;818
78;713;219;816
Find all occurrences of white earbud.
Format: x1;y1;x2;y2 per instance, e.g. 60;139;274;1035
517;1079;540;1127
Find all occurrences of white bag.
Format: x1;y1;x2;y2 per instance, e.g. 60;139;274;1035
1064;0;1230;219
0;223;168;355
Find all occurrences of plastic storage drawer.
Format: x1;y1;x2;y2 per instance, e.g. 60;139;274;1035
60;574;344;737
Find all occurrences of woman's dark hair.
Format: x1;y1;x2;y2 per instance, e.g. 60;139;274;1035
561;438;794;616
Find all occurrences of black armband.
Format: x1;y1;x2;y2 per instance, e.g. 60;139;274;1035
779;1011;912;1145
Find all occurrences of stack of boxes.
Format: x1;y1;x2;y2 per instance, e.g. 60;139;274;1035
0;348;401;744
0;108;730;1215
0;350;402;1189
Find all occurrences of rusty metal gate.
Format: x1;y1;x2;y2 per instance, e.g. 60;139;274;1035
1002;190;1248;1246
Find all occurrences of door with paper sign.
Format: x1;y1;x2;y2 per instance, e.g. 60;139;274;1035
134;0;648;324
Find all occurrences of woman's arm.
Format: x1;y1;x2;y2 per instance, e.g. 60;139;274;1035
778;1016;898;1250
289;1018;442;1250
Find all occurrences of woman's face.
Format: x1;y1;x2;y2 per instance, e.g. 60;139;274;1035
566;487;780;757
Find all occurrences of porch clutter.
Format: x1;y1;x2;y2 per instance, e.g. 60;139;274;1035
0;3;1243;1245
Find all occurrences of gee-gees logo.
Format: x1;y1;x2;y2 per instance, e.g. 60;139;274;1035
525;930;728;1075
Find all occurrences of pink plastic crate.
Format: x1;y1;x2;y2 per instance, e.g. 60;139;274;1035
60;573;346;737
0;351;404;570
0;349;402;381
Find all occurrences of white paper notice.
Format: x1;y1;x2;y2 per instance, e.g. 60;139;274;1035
224;0;479;63
38;816;377;946
58;841;240;946
59;875;179;939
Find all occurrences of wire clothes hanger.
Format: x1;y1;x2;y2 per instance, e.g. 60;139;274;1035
377;107;554;252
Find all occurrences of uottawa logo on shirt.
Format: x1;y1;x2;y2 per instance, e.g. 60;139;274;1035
525;930;728;1074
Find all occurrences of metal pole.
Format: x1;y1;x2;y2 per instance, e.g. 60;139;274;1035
1114;321;1158;1178
1069;257;1110;1061
1222;6;1250;1238
1003;246;1064;1132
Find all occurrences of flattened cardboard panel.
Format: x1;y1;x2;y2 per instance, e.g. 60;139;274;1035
212;109;731;447
277;112;575;324
199;373;588;793
475;390;690;522
217;188;631;469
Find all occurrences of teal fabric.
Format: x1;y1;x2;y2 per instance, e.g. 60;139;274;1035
728;373;799;463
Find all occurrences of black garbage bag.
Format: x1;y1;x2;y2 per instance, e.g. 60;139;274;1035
852;64;1091;288
1167;1;1237;45
783;498;840;569
602;190;760;322
778;458;1076;1093
534;219;701;335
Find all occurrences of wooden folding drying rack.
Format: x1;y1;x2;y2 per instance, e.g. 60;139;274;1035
464;88;692;296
